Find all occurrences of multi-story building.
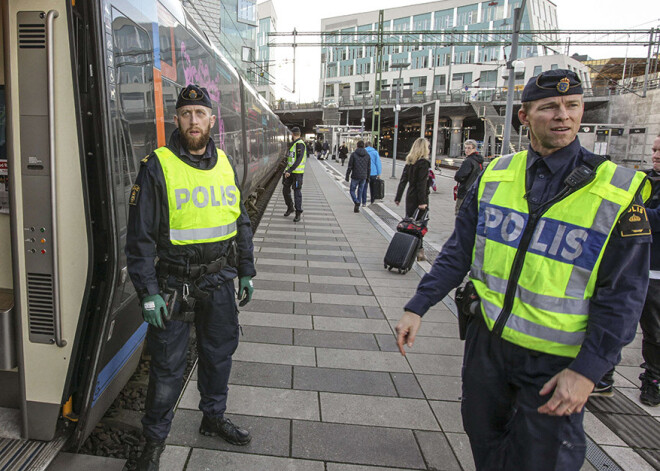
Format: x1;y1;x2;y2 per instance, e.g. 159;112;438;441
184;0;258;79
319;0;590;104
255;1;277;105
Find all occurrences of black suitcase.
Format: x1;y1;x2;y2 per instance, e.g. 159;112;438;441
373;177;385;200
384;232;420;274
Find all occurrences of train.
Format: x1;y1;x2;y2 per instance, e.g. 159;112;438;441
0;0;288;461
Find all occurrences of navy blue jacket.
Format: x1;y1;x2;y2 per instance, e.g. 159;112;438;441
645;170;660;270
126;129;256;299
405;138;650;385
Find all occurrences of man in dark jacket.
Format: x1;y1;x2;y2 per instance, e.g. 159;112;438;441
322;140;330;159
339;142;349;166
126;85;256;470
345;140;371;212
454;139;484;214
314;140;323;159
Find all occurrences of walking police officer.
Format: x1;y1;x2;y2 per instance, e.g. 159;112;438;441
395;70;651;470
283;126;306;222
126;85;256;471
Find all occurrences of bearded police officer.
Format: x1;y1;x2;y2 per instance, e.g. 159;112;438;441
126;85;256;471
283;126;306;222
395;70;651;470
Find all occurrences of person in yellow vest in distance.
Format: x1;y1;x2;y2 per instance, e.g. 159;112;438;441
395;70;652;471
125;85;256;471
283;126;306;222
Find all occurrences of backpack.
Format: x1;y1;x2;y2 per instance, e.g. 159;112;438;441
428;169;437;192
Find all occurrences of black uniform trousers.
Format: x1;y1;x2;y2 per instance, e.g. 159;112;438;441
461;315;586;471
641;278;660;376
283;173;304;212
142;280;239;441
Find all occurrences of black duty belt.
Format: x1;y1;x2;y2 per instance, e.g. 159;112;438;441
157;255;229;280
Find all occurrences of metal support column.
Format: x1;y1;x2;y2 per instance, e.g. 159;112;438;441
502;0;526;155
371;10;384;151
432;100;440;169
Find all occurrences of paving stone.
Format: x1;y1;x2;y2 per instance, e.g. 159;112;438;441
229;361;292;389
364;306;385;319
186;450;324;471
295;302;366;318
313;317;392;334
294;282;357;294
349;268;366;277
240;325;292;345
241;299;293;314
294;329;380;350
256;241;298;249
326;465;419;471
253;289;311;302
317;348;411;373
430;400;464;433
406;353;463;376
293;366;397;396
257;257;308;267
167;409;290;457
414;430;463;471
252;279;294;291
258;247;303;255
600;445;656;471
362;270;420;280
312;293;379;306
416;374;463;401
308;260;361;269
368;278;421;288
583;411;626;446
233;342;316;366
321;392;439;430
256;271;309;283
391;373;425;398
296;267;352;277
445;433;475;471
238;312;313;329
47;453;126;471
297;254;349;262
375;334;464;356
291;421;426;469
372;286;420;297
307;275;368;286
253;263;295;274
158;446;189;471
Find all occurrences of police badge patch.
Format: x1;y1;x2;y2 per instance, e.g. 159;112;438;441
557;77;570;93
129;184;140;206
618;204;651;237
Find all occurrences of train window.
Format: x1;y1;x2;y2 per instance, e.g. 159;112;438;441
109;9;156;304
157;3;177;82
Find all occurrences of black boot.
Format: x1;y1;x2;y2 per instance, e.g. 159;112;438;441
293;211;302;223
354;203;360;213
283;207;294;217
136;439;165;471
640;370;660;406
199;415;251;445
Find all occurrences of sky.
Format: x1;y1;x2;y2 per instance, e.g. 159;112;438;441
260;0;659;102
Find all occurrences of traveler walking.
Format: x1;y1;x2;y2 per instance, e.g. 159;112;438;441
339;142;349;166
394;137;431;260
126;85;257;471
454;139;484;214
345;140;371;212
395;70;652;471
365;141;382;204
283;127;306;223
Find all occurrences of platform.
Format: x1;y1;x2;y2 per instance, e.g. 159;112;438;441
161;156;659;471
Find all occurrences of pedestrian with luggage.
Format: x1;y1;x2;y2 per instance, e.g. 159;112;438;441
126;85;256;470
365;141;383;204
394;69;652;471
454;139;484;214
345;140;371;212
314;140;322;159
322;140;330;159
339;142;348;166
394;137;431;261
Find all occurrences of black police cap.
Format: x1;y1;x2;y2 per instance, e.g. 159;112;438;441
521;69;583;103
291;127;301;134
176;84;212;109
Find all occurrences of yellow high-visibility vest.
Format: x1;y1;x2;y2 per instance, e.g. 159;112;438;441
155;147;241;245
287;139;306;174
471;150;649;357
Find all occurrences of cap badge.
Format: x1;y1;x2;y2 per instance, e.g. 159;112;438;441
189;89;198;99
557;77;570;93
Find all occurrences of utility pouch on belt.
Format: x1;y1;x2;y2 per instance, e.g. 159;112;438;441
161;288;178;322
454;281;480;340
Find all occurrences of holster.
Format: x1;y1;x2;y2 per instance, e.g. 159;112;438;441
454;281;480;340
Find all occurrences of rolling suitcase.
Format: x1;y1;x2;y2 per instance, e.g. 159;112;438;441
384;232;420;274
373;177;385;200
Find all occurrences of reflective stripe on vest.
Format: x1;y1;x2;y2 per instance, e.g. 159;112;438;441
470;150;648;357
287;139;306;174
155;147;241;245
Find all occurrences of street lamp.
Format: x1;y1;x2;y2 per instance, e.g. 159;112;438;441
390;62;410;179
356;90;371;136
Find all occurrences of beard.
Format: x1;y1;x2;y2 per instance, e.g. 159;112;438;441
179;123;212;153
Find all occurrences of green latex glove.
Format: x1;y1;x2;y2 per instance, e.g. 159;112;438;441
141;294;167;329
238;276;254;307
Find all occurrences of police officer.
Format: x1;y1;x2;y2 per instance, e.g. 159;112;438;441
126;85;256;471
395;70;651;470
283;127;306;222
